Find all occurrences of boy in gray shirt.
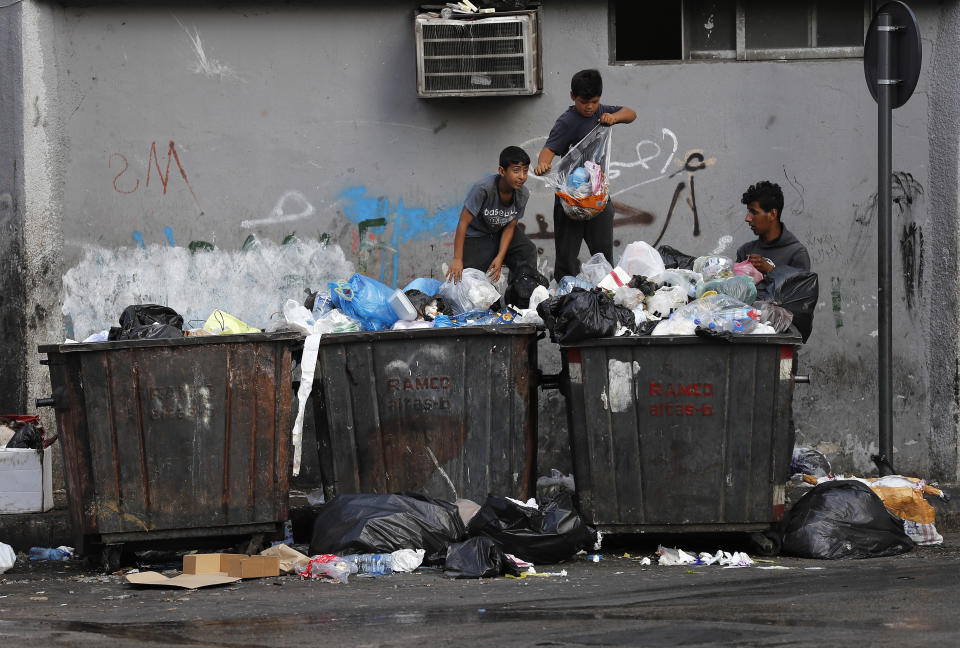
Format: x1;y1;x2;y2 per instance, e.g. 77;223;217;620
447;146;537;283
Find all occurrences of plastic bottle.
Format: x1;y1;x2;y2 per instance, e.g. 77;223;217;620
338;553;393;576
29;547;70;562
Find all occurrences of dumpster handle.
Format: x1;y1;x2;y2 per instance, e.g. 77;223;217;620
794;375;810;384
538;370;564;391
36;397;55;408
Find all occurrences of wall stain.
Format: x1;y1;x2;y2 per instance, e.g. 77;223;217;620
899;222;924;310
831;276;843;331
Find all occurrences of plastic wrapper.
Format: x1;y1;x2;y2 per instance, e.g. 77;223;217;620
734;259;764;283
0;542;14;575
644;285;688;319
504;267;550;309
329;274;400;331
578;253;613;286
557;275;594;295
283;299;361;336
697;275;757;305
299;555;351;583
438;268;501;314
466;492;596;564
692;256;734;280
613;286;644;310
782;480;914;559
443;536;521;579
651;269;701;298
791;446;832;478
618;241;665;279
536;288;618;344
752;300;794;333
543;124;612;221
657;245;696;270
203;310;260;335
309;493;466;556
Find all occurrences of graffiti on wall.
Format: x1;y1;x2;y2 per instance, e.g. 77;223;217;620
110;141;204;214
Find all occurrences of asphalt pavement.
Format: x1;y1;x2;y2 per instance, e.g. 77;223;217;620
1;533;958;647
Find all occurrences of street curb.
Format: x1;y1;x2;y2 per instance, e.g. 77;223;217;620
3;484;958;553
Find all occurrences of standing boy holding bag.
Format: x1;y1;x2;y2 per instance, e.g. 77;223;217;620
534;69;635;282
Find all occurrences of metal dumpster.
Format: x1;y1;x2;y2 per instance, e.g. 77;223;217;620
560;331;802;549
38;332;301;567
310;325;539;503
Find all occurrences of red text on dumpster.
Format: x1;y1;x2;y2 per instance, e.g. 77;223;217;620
648;382;714;417
386;375;452;412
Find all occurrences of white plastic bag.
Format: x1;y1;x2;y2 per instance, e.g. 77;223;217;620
0;542;15;575
390;549;426;573
439;268;501;314
578;253;612;286
645;285;688;318
618;241;665;279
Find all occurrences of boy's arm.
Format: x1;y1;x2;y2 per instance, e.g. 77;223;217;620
447;207;474;283
534;147;557;176
598;106;637;126
487;220;518;282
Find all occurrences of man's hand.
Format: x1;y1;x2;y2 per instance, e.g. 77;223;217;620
747;254;774;275
533;162;551;176
598;113;617;126
447;258;464;283
486;257;504;282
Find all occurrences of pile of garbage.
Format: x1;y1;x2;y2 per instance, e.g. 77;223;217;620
302;491;597;581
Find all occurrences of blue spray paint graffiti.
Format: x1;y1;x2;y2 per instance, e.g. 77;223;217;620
337;186;461;287
132;231;146;250
164;226;175;247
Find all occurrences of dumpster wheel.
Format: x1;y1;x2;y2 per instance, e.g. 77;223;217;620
749;530;782;557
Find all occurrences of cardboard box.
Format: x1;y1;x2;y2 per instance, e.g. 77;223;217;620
0;447;53;514
182;553;280;579
126;571;240;589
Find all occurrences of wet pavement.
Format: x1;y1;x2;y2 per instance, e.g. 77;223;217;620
1;534;958;646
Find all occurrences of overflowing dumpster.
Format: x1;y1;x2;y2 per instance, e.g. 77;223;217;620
309;325;539;503
38;332;301;569
560;330;802;550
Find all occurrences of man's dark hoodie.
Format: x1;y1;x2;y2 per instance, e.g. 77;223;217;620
735;223;810;271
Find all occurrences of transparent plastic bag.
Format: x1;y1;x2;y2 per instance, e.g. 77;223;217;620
578;253;613;286
652;269;702;299
544;124;612;221
734;259;764;283
752;300;794;334
692;256;734;280
557;275;594;295
438;268;501;314
644;285;688;318
618;241;665;279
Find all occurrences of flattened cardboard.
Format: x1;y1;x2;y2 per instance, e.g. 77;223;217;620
126;571;240;589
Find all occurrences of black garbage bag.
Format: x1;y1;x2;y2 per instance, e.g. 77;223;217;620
5;422;43;449
791;446;832;478
756;268;819;342
504;266;549;309
657;245;696;270
536;288;618;344
309;493;466;556
404;290;452;321
613;304;636;333
628;275;658;296
108;304;184;341
466;492;596;564
781;480;913;559
443;536;522;579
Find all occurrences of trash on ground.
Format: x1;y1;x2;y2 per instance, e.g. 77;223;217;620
444;536;521;579
125;571;241;589
309;493;466;556
28;546;74;562
183;553;280;579
299;555;352;583
781;480;914;559
0;542;14;575
466;492;596;565
260;544;310;575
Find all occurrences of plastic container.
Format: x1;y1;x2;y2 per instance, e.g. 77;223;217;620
340;553;393;576
389;289;418;321
29;547;70;561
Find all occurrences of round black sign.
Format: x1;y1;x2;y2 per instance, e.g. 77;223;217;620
864;1;922;109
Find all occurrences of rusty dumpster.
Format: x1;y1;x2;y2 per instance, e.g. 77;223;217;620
38;332;301;568
309;325;539;504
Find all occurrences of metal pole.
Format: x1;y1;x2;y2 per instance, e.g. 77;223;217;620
876;12;895;476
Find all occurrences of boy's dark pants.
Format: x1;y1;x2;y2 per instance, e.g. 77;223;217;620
462;227;538;278
552;196;614;282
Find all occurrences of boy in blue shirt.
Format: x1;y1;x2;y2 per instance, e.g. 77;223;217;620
534;69;636;281
446;146;537;283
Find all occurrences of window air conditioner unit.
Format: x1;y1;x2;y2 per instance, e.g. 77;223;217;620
415;9;541;98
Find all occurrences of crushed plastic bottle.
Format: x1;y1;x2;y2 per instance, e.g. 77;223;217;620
339;553;393;576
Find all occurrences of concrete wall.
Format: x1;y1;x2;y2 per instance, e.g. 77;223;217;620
19;1;960;480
